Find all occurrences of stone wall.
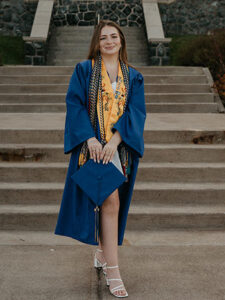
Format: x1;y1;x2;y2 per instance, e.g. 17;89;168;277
0;0;37;36
1;0;225;37
0;0;144;38
53;0;144;27
159;0;225;36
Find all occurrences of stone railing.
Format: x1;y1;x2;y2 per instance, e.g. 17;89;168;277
143;0;173;65
23;0;54;65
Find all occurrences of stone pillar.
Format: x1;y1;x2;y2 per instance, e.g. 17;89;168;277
24;38;47;65
149;39;171;65
23;0;54;65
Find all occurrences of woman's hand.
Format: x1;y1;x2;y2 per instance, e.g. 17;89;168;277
87;137;103;163
100;131;122;164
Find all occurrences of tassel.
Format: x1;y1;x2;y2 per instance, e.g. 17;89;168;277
94;205;100;243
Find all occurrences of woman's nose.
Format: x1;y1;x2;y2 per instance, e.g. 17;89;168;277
105;37;114;43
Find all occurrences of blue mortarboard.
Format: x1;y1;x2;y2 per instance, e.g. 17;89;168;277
71;158;127;242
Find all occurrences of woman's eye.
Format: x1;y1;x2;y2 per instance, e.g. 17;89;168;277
100;36;118;40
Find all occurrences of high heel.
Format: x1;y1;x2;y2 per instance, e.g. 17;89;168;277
93;248;107;275
106;265;128;298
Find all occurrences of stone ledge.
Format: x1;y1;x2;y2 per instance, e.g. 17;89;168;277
30;0;54;40
143;2;165;39
149;37;172;42
23;37;46;42
143;0;176;3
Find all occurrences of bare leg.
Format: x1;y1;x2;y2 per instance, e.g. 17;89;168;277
99;189;127;297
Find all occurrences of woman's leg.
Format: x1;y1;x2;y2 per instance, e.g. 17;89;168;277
99;188;127;297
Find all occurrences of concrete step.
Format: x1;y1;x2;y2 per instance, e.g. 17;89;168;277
0;244;224;300
144;84;211;93
53;25;95;31
54;26;142;33
48;45;149;52
0;181;224;206
132;182;225;206
137;162;225;182
1;229;225;246
53;28;144;34
146;93;214;103
144;75;208;84
0;93;214;103
0;203;224;231
0;74;209;84
48;58;150;66
143;143;225;162
0;102;218;113
52;32;147;39
1;143;225;163
48;51;150;60
0;161;224;183
146;103;218;113
128;204;225;230
0;113;225;144
48;54;150;62
49;35;147;43
2;128;224;144
0;66;206;75
0;83;211;93
51;28;146;34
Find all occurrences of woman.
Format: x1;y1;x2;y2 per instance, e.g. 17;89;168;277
55;20;146;298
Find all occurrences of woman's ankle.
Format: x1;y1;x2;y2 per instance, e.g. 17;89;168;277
106;266;121;278
96;249;105;264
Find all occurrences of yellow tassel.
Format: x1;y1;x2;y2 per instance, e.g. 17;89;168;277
78;153;86;167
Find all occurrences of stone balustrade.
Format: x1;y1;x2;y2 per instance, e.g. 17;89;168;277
23;0;54;65
143;0;171;65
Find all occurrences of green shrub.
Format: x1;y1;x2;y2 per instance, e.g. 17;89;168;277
169;29;225;104
0;35;24;65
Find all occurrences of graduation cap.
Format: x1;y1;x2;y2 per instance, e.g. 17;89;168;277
71;159;127;242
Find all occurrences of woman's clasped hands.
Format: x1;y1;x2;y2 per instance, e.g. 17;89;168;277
87;131;122;164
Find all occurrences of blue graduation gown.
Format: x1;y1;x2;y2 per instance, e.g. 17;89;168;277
54;59;146;245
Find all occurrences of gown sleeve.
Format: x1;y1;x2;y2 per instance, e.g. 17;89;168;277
64;62;95;154
112;72;146;158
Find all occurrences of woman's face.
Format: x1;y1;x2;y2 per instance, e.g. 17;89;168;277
99;25;121;56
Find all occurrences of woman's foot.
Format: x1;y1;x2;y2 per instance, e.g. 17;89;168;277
94;248;107;275
106;265;128;298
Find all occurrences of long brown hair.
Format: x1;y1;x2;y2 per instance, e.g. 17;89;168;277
87;19;136;70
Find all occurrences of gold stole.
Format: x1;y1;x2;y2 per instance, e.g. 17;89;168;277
78;58;126;166
96;58;126;142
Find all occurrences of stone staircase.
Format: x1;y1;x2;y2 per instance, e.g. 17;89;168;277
0;64;225;246
47;26;150;66
0;65;220;113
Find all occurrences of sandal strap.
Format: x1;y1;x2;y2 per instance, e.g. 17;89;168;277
96;248;103;252
111;284;125;293
107;265;119;269
107;278;122;282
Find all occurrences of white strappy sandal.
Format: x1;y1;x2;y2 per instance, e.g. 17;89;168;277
93;248;107;275
106;265;128;298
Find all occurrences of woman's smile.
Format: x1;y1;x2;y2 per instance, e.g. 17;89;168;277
105;46;114;50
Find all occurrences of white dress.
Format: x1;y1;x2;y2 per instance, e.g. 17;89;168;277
111;81;123;174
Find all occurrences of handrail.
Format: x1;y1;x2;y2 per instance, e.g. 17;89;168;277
23;0;54;65
23;0;54;42
142;0;171;43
